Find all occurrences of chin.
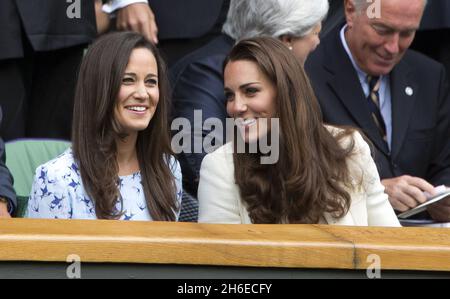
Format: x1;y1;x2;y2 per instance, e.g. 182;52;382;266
244;131;269;145
244;136;258;144
125;122;151;133
369;59;396;75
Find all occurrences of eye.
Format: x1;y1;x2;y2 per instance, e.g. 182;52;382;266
372;25;392;36
224;91;234;102
245;87;259;96
145;78;158;86
122;77;134;84
400;30;415;38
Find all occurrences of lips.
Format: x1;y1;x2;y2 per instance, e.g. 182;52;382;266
125;105;149;114
236;118;257;128
375;52;395;65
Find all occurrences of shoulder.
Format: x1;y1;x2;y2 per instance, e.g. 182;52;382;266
31;148;82;202
399;49;446;81
403;49;443;70
200;143;234;178
35;148;79;182
326;126;378;188
325;125;368;152
167;155;182;176
325;125;373;181
202;142;234;165
305;26;342;69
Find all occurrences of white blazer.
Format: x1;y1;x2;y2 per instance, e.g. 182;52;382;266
198;127;401;227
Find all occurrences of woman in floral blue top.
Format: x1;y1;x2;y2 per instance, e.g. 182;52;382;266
27;32;182;221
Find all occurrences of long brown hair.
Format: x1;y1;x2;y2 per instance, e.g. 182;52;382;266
224;37;358;224
72;32;178;220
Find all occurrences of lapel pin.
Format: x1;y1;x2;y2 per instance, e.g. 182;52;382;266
405;87;413;96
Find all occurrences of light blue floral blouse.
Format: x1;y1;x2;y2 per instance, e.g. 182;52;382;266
26;149;183;221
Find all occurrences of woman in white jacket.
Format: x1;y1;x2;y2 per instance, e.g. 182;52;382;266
198;37;400;227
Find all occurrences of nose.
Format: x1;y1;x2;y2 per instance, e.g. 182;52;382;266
229;94;247;117
134;82;149;100
384;33;400;55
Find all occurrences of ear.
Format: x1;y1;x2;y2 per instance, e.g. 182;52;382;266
279;35;293;48
344;0;357;29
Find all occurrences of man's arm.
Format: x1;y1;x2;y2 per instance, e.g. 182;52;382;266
103;0;158;43
428;196;450;222
95;0;110;34
425;65;450;222
427;65;450;187
0;136;16;218
384;65;450;220
0;199;11;218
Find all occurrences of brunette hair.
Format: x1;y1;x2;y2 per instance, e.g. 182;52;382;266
72;32;177;220
224;37;358;224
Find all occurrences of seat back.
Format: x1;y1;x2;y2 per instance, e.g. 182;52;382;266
5;139;71;217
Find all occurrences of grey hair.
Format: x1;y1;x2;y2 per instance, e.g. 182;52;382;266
222;0;329;40
353;0;428;13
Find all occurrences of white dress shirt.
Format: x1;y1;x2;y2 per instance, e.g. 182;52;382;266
340;25;393;150
103;0;148;14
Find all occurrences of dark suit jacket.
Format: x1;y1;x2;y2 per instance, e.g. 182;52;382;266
420;0;450;30
0;0;96;60
170;34;234;196
322;0;345;38
148;0;226;40
0;108;17;213
306;26;450;187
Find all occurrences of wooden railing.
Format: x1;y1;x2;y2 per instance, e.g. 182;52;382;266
0;219;449;271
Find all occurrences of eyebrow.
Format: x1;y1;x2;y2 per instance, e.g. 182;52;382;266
124;72;158;78
372;22;418;33
224;82;260;92
239;82;260;88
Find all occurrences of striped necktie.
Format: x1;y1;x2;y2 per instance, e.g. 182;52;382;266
366;75;387;141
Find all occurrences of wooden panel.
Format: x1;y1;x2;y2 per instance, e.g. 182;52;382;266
320;225;450;271
0;219;449;271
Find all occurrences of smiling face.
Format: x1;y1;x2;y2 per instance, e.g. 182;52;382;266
114;48;159;136
345;0;425;76
224;59;277;144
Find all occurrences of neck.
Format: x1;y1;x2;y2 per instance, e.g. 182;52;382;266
116;132;139;176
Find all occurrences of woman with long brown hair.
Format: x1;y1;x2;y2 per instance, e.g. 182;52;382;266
198;37;399;226
26;32;181;221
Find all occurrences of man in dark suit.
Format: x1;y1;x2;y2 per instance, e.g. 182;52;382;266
306;0;450;221
0;0;97;141
148;0;229;66
0;107;17;218
101;0;228;67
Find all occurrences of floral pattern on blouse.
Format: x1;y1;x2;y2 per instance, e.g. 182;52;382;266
26;148;182;221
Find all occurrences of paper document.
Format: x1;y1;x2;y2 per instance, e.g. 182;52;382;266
397;185;450;219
